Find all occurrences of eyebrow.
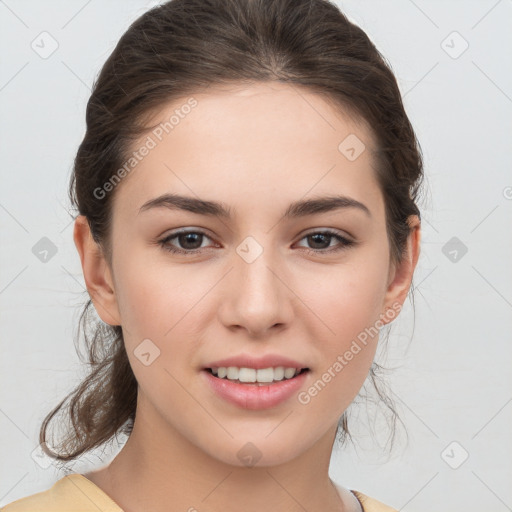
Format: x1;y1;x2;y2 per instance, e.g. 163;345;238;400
138;193;371;219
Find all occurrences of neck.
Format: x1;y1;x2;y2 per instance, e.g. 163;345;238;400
84;397;358;512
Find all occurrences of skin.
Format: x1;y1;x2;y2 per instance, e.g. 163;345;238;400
74;81;420;512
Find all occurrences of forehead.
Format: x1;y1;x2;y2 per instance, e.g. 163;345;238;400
111;81;383;222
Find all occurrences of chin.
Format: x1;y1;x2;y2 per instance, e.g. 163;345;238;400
198;434;311;468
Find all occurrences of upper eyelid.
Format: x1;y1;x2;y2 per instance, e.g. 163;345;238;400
160;228;216;243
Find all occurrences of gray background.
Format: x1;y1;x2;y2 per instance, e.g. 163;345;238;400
1;1;511;510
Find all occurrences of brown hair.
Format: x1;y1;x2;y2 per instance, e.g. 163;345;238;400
40;0;423;464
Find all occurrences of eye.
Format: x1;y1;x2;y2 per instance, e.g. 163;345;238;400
295;230;355;255
157;229;356;256
157;229;216;254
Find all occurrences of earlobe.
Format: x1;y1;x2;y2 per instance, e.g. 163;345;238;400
73;215;121;326
381;215;421;324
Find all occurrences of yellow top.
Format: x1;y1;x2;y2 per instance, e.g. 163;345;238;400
0;474;398;511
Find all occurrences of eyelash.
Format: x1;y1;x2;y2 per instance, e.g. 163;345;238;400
157;229;355;256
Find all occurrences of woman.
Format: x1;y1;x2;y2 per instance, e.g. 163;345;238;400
2;0;422;510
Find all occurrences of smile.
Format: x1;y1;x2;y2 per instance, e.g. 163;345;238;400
207;366;309;384
202;367;311;409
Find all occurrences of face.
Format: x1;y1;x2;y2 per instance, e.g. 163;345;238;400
77;81;418;468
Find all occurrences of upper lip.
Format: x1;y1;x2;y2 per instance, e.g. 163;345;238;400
203;353;309;370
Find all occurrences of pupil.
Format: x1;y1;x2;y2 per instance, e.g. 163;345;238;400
309;233;329;249
180;233;202;249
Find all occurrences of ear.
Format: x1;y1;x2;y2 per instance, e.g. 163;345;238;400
73;215;121;326
381;215;421;324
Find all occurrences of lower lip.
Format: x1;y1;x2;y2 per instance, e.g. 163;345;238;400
201;369;309;410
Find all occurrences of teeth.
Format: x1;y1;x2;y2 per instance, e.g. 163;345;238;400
256;368;274;383
210;366;304;383
284;367;296;379
273;367;285;381
227;367;239;380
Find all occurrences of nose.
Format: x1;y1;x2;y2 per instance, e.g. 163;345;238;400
218;245;294;338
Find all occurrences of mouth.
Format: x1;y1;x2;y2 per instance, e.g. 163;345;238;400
204;366;310;386
201;365;311;409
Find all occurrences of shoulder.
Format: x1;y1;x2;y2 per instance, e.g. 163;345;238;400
0;474;122;512
351;490;399;512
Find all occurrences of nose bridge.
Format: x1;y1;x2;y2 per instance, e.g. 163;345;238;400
239;241;278;299
221;235;292;335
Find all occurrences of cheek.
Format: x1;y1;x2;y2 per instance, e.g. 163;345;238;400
112;262;203;401
297;258;389;341
292;256;388;398
112;256;212;388
296;271;383;418
113;250;197;337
